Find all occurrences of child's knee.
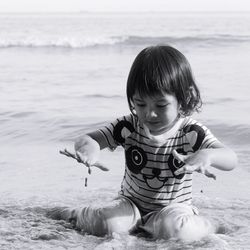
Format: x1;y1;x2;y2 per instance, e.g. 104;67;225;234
91;208;122;236
99;207;136;235
159;214;215;241
150;204;215;241
76;206;133;236
157;214;180;239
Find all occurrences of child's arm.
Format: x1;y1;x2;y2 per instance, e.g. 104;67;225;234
74;131;107;167
173;141;238;178
74;115;134;167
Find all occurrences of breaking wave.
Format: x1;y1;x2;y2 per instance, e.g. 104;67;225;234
0;34;249;49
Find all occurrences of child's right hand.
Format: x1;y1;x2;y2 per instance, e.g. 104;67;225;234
74;135;101;168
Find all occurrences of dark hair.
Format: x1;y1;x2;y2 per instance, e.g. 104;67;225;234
126;45;202;116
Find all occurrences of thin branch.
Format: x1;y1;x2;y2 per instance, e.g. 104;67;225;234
59;149;109;172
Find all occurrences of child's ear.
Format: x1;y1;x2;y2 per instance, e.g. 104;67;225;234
130;101;137;115
131;109;137;116
131;106;137;116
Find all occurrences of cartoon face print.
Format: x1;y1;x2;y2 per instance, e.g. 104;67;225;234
125;146;147;174
125;145;168;189
142;168;169;189
183;124;205;152
168;124;206;178
168;148;186;179
113;120;135;144
117;120;206;190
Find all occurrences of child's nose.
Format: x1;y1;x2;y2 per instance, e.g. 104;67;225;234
146;109;157;119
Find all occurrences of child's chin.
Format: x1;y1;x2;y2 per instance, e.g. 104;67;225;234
149;127;167;136
143;123;167;137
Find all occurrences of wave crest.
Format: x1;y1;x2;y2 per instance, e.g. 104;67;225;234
0;34;249;49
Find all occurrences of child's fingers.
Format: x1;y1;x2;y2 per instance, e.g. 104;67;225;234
172;150;188;163
75;151;91;167
196;164;216;179
75;151;85;162
204;170;216;180
175;163;216;180
174;164;194;175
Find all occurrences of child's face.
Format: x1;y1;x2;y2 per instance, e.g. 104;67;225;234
133;92;180;136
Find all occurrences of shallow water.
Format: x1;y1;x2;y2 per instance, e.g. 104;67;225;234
0;143;249;250
1;12;250;249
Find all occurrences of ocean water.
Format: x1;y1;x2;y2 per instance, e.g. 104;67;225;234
0;12;250;249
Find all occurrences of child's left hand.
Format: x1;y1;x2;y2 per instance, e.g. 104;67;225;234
172;149;216;180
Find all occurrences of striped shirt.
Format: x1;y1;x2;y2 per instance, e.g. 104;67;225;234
98;114;218;214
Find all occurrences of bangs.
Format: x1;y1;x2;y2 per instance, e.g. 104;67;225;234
132;68;172;98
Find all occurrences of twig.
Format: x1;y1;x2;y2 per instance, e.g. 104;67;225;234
59;149;109;172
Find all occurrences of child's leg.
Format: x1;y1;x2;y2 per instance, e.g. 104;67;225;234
48;196;141;236
139;203;215;241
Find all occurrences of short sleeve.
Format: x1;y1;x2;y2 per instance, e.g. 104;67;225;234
182;119;219;152
97;114;136;150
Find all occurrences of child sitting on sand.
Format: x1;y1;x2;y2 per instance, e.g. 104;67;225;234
50;45;237;241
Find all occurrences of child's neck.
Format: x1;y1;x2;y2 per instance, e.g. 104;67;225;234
143;115;183;143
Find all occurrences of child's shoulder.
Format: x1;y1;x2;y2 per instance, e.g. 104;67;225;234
180;117;216;151
116;114;138;128
180;117;206;130
179;117;208;140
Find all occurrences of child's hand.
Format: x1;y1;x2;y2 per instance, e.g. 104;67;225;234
74;135;101;168
172;149;216;180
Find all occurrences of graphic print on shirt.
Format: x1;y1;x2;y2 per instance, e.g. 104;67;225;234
168;148;186;180
183;124;206;151
125;145;147;174
114;120;206;190
113;120;135;144
168;124;206;179
141;167;169;190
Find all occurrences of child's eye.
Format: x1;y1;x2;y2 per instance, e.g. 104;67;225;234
156;104;168;108
136;103;146;107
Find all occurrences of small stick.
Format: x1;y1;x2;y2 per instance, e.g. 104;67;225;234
59;149;109;172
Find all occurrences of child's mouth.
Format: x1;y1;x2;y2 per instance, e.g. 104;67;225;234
146;120;161;126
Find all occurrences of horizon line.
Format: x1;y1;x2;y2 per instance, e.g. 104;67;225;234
0;10;250;14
